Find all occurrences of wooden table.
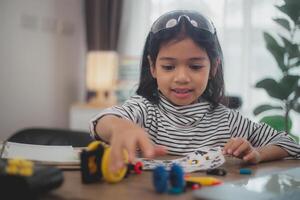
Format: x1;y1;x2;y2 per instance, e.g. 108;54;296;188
42;156;300;200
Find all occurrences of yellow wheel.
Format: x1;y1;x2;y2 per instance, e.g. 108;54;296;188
101;147;128;183
87;141;104;151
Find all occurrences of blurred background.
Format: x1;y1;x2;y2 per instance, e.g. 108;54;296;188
0;0;299;141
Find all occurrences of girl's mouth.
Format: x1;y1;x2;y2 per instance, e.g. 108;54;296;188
172;88;193;93
171;88;193;98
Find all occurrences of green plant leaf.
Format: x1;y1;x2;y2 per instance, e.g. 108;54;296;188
263;32;287;72
292;103;300;113
260;115;292;132
288;86;300;113
273;18;291;31
254;0;300;144
279;75;299;98
253;104;282;116
276;1;300;25
290;59;300;68
256;76;299;100
295;86;300;98
280;35;300;60
292;89;300;112
256;78;286;100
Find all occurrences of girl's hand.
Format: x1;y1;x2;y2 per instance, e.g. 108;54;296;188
108;118;166;172
223;137;261;164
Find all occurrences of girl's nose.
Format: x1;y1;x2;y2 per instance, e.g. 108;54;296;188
174;67;190;83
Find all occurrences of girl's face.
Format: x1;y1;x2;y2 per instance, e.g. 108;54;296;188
150;37;211;106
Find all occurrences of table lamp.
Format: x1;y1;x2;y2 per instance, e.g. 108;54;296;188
86;51;119;107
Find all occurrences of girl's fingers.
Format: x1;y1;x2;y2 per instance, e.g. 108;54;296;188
224;137;259;163
109;144;125;172
108;129;167;172
229;138;245;154
224;138;244;154
109;134;129;172
153;145;167;156
243;150;261;164
233;141;251;157
243;151;254;162
223;138;235;154
137;133;155;158
125;138;138;163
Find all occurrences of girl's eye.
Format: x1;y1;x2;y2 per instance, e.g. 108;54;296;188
161;65;175;71
190;65;203;70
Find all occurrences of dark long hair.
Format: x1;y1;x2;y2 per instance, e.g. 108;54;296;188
136;17;226;107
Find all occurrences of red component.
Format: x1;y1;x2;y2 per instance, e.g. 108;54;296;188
134;161;143;174
184;173;191;178
212;181;222;186
192;184;201;190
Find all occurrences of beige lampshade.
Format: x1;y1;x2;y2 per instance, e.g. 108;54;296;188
86;51;119;106
86;51;118;91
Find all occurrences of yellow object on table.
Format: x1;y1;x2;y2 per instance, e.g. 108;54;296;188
185;176;222;186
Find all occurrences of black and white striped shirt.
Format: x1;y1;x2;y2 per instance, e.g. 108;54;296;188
90;94;300;159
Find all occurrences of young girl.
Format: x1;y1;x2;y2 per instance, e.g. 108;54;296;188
90;10;300;171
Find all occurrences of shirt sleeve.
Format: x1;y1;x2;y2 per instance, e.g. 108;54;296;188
89;95;148;139
228;110;300;159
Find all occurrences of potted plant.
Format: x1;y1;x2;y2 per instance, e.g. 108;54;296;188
253;0;300;143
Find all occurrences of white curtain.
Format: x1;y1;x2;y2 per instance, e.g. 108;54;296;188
117;0;300;136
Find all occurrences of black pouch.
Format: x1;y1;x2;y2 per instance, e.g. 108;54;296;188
0;158;64;200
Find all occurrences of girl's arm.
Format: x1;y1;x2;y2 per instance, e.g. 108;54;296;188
227;110;300;162
223;137;289;164
95;115;166;172
94;115;121;143
256;144;289;162
89;95;147;140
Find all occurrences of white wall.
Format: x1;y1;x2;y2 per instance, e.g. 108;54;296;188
118;0;151;56
0;0;86;140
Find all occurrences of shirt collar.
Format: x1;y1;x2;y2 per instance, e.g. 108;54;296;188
158;93;212;126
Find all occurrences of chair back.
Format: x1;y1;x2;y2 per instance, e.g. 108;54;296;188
7;128;94;147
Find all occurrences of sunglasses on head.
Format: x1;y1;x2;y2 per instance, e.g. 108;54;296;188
150;10;216;35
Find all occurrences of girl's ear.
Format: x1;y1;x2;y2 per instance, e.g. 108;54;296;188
148;55;157;78
210;58;220;78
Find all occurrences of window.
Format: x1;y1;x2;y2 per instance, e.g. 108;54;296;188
117;0;300;136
